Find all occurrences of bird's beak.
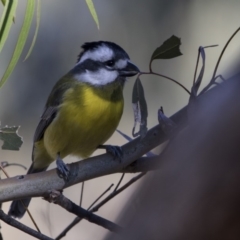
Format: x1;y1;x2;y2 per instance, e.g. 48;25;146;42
119;61;140;77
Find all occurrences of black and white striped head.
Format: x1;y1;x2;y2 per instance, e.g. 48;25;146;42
73;41;139;86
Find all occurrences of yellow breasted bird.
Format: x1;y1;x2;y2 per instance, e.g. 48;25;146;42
8;41;139;218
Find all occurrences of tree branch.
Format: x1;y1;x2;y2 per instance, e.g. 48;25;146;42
55;172;146;240
2;72;238;203
44;190;122;233
0;119;178;202
105;71;240;240
123;156;160;173
0;210;53;240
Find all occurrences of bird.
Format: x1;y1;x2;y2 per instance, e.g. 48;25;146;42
8;41;140;218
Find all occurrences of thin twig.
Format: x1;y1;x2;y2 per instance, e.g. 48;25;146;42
114;173;125;192
212;28;240;80
193;49;200;85
0;165;41;233
149;60;153;73
0;210;52;240
203;44;218;49
55;219;78;240
214;74;226;82
56;173;145;239
200;27;240;94
0;165;10;177
25;206;41;233
45;190;122;233
139;71;191;95
87;184;114;211
79;182;84;207
55;184;114;240
91;173;146;213
1;161;27;170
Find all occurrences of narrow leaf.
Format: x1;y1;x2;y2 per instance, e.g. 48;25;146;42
0;125;23;150
85;0;99;29
0;0;35;88
132;77;148;138
132;102;140;135
24;0;41;61
1;0;6;6
151;35;182;61
190;46;205;99
0;0;18;53
188;47;206;120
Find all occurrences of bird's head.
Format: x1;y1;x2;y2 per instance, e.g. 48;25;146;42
72;41;139;86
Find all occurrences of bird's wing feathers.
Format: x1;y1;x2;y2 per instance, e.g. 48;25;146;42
32;75;75;160
34;75;75;142
31;106;58;161
33;106;58;142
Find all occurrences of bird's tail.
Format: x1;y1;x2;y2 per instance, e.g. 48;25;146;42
8;163;47;218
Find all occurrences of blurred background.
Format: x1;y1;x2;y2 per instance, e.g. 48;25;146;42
0;0;240;239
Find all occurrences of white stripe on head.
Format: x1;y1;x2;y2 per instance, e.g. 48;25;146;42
74;68;118;86
78;44;114;64
115;59;128;69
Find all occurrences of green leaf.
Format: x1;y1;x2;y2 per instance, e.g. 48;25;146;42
85;0;100;29
151;35;182;61
0;125;23;150
132;77;148;138
1;0;6;6
24;0;41;61
0;0;18;53
0;0;35;88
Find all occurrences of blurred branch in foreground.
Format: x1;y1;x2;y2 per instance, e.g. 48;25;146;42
106;71;240;240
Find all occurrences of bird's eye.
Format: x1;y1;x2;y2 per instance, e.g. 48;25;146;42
105;60;115;67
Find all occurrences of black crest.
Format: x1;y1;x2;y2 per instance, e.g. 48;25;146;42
76;41;129;63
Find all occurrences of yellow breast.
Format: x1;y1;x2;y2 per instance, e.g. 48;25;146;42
43;82;124;159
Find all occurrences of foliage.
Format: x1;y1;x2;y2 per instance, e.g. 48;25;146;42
85;0;99;29
0;0;99;151
132;35;184;138
0;0;35;88
0;0;99;88
0;125;23;150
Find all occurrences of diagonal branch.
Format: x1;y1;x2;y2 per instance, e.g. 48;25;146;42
0;210;53;240
0;120;175;202
56;172;146;240
1;72;238;203
44;190;122;233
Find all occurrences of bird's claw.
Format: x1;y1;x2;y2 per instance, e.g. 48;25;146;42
56;156;69;181
103;145;123;161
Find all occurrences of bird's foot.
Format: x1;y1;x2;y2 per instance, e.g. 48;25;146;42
56;154;69;181
98;145;123;161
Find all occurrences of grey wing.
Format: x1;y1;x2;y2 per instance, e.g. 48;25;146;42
31;74;74;161
32;106;58;161
33;106;58;142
